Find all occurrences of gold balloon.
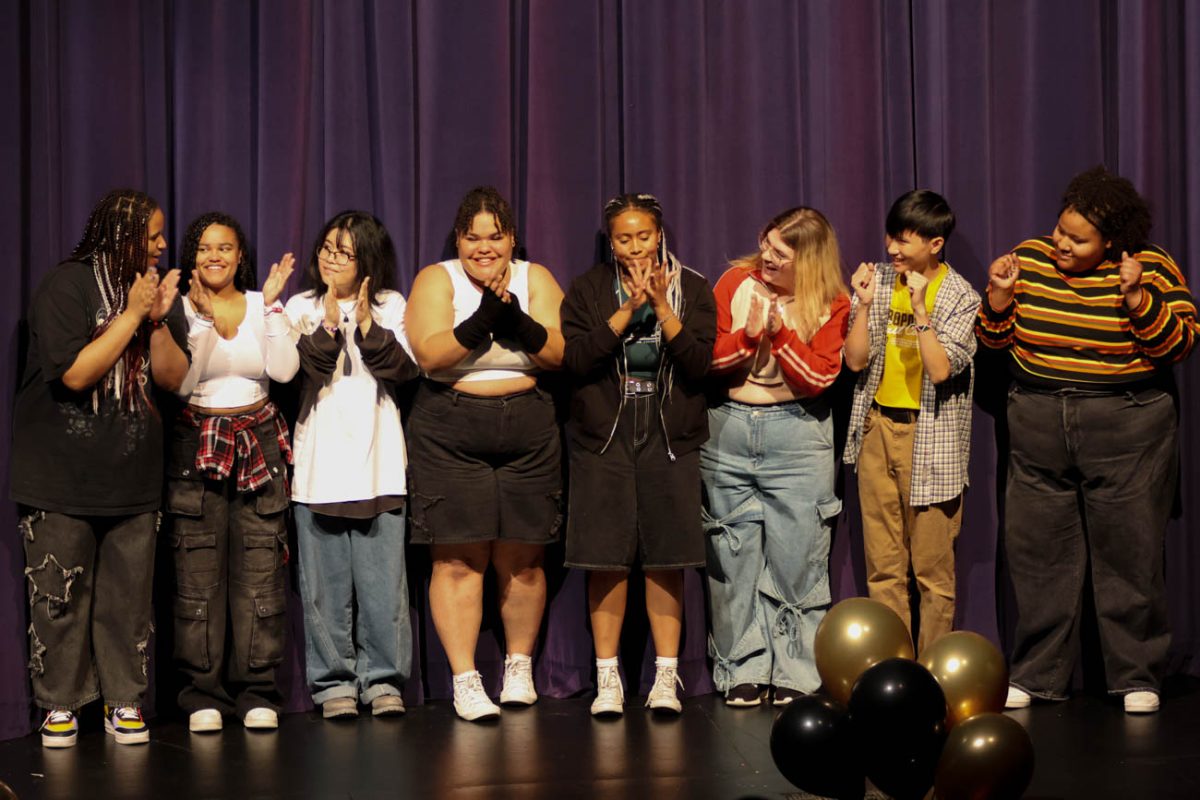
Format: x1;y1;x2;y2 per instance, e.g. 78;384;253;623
814;597;914;705
920;631;1008;729
934;712;1034;800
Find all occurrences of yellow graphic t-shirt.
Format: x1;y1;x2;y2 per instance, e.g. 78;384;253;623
873;265;947;409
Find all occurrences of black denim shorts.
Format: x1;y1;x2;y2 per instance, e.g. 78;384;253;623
406;381;562;545
564;393;704;570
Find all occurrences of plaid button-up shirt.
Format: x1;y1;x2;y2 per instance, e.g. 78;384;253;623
843;262;980;506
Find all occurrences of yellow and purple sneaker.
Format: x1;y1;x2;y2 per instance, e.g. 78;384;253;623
104;705;149;745
40;709;78;748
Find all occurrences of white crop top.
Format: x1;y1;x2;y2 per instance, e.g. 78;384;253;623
427;259;539;384
178;292;300;408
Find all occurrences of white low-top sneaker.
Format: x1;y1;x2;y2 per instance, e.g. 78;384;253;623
1005;685;1032;709
1124;690;1160;714
453;671;500;722
500;654;538;706
189;708;223;733
243;708;279;729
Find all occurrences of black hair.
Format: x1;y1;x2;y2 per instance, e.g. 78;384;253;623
602;193;667;263
885;189;956;242
179;212;257;294
1060;166;1152;258
70;188;161;411
453;186;518;247
301;210;398;304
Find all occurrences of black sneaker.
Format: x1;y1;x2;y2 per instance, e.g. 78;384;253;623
772;687;803;707
725;684;764;707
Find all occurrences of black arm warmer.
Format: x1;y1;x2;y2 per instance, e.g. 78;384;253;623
499;294;549;354
452;288;508;350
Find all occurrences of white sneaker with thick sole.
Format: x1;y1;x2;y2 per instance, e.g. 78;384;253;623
1005;686;1032;709
189;709;223;733
40;710;78;748
453;671;500;721
243;708;279;729
646;665;683;714
1124;690;1160;714
500;654;538;706
590;665;624;717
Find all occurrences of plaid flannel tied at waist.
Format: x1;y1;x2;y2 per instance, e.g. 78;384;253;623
182;402;293;492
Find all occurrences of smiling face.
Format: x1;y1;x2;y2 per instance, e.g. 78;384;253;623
145;208;166;270
886;230;943;275
317;227;359;296
759;227;797;293
457;211;514;284
193;223;242;295
609;209;661;271
1052;207;1110;272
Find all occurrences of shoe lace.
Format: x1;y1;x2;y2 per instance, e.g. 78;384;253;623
456;672;489;705
596;666;622;696
651;667;683;697
113;706;142;722
505;657;531;684
45;710;73;725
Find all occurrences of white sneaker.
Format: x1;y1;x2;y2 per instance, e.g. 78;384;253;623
243;708;278;729
189;709;223;733
452;671;500;721
646;665;683;714
40;710;78;748
590;665;624;717
1124;690;1160;714
1005;686;1032;709
500;654;538;706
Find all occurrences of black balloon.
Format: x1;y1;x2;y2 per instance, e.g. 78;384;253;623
847;658;948;800
770;694;865;800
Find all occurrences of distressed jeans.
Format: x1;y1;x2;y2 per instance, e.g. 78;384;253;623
294;505;412;704
700;401;841;693
166;415;290;718
22;509;158;711
1005;384;1176;698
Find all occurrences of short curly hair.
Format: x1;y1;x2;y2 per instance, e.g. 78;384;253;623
1060;166;1152;258
180;211;258;294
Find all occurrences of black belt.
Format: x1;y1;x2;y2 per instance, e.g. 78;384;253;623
872;402;918;424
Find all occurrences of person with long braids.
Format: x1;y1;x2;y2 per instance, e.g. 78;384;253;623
167;212;299;732
978;167;1199;714
406;186;565;722
13;189;189;747
285;211;420;720
702;207;849;707
561;193;716;717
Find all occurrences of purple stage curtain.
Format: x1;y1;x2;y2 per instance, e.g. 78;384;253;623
2;0;1199;740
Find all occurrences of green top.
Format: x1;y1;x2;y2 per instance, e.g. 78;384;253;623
615;275;663;379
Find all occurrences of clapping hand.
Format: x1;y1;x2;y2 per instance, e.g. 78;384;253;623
262;253;295;307
851;262;878;306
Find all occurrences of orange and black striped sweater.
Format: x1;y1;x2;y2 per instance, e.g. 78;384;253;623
976;237;1199;388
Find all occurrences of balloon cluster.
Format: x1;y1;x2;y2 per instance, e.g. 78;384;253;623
770;598;1034;800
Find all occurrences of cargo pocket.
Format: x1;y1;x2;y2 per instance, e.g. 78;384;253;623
254;467;289;516
243;531;283;574
173;595;210;672
248;589;287;668
173;532;219;590
165;479;205;517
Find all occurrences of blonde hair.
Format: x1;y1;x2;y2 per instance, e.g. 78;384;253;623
732;206;848;342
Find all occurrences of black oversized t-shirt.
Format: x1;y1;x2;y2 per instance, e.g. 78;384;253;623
11;260;189;515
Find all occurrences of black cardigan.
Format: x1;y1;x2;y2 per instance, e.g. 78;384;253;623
561;262;716;456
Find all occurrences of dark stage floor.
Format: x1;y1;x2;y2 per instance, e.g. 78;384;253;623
2;680;1199;799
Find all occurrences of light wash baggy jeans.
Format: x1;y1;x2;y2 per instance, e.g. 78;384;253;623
700;400;841;693
294;505;412;705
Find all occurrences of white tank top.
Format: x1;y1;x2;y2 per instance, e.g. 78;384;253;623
427;259;539;384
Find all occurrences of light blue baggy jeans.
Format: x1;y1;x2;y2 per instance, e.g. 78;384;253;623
700;400;841;693
294;505;412;704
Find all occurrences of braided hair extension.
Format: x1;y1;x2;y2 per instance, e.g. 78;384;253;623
69;189;160;413
179;211;258;295
602;192;680;315
1060;166;1152;260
